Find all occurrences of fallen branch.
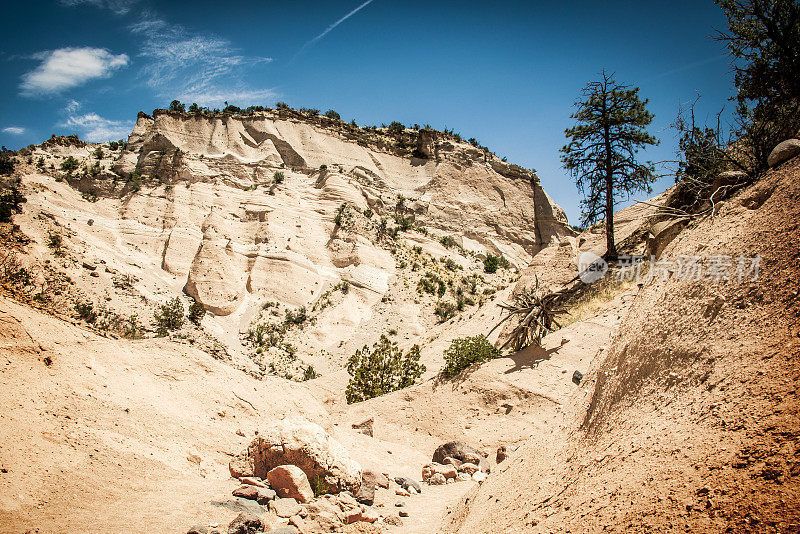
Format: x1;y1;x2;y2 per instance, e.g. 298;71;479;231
232;391;256;411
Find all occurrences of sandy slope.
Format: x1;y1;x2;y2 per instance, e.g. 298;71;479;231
0;296;328;533
441;160;800;533
0;266;632;534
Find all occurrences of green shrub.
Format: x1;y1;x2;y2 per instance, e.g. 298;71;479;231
285;306;307;325
363;208;373;219
47;231;64;255
93;147;104;159
0;155;15;176
439;235;457;248
188;300;206;324
345;335;425;404
273;171;285;184
169;100;186;112
387;121;405;137
394;215;412;232
324;110;341;120
154;297;184;335
303;365;318;381
0;185;26;223
434;300;456;323
483;253;509;273
439;335;501;378
60;156;79;174
75;301;97;323
418;272;446;297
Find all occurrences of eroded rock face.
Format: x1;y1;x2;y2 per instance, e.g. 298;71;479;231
229;418;362;494
184;240;245;315
128;109;570;261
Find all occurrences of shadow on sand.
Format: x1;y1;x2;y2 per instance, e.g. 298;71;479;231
503;344;561;374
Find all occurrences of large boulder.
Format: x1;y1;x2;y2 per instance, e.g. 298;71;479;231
355;470;379;505
422;463;457;482
229;418;361;494
226;512;265;534
768;139;800;167
432;441;484;467
267;466;314;503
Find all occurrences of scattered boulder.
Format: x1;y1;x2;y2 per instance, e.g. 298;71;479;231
428;473;446;485
456;473;471;482
355;471;378;505
441;456;462;468
472;471;488;483
457;463;479;475
572;370;584;385
375;472;390;489
343;507;379;524
422;463;457;482
384;515;403;527
256;488;277;504
351;417;374;437
399;510;409;518
232;485;259;500
432;441;484;467
496;446;507;464
229;418;361;493
239;476;267;488
270;497;302;518
393;476;421;493
267;465;314;503
768;139;800;168
226;512;265;534
288;515;312;532
645;219;687;258
712;169;748;192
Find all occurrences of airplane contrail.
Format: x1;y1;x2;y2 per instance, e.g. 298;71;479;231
297;0;376;56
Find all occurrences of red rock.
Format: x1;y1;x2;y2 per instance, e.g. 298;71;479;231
267;465;314;503
232;485;259;500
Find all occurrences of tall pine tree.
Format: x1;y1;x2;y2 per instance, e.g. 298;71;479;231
561;71;659;258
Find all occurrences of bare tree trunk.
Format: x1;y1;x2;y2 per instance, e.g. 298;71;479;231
602;96;617;259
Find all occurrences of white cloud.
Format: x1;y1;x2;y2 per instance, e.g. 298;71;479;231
60;113;133;142
131;18;272;106
2;127;25;135
59;0;141;15
65;99;81;114
21;47;129;95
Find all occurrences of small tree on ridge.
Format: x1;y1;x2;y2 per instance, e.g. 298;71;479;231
561;71;659;258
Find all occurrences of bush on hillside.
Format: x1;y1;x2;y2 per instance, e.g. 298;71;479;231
0;155;15;176
0;183;26;223
154;297;184;335
439;335;502;378
188;300;206;325
345;335;425;404
60;156;79;174
484;253;509;273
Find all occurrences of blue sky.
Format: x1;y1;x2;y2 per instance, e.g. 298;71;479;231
0;0;735;223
